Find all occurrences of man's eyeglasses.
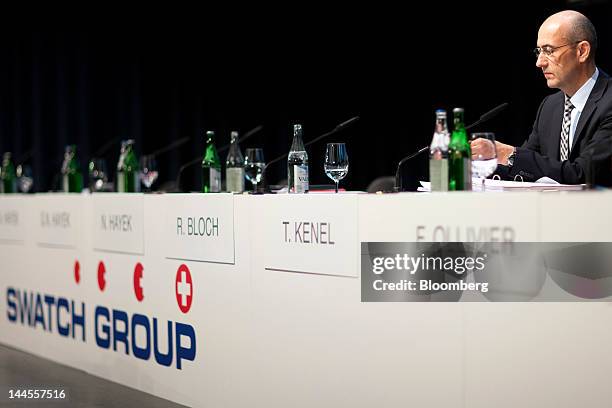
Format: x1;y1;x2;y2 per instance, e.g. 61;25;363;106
533;41;581;58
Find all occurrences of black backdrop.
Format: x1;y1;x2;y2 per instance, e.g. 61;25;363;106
0;1;610;192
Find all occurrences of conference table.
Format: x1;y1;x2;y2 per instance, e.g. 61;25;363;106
1;191;611;407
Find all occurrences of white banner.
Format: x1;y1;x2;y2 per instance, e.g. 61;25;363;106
164;193;235;264
261;193;359;277
92;193;144;255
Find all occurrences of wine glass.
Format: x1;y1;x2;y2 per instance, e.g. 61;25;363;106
244;148;265;193
139;155;159;192
324;143;349;193
88;158;108;192
470;132;498;191
16;164;34;193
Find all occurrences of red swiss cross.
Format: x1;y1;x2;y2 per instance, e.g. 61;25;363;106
175;264;193;314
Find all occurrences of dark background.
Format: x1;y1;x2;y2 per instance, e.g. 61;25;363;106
0;0;610;192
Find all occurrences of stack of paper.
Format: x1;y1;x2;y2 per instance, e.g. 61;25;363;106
419;179;585;192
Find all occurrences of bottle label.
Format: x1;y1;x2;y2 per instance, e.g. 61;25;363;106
429;159;448;192
293;165;309;193
463;158;472;190
133;172;141;193
62;175;69;193
210;168;221;192
117;172;125;192
226;168;245;193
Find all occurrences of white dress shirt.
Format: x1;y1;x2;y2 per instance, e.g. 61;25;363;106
568;68;599;150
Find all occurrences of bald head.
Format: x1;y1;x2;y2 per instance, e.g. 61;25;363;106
543;10;597;59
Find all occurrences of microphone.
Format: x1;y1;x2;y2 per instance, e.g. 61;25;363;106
465;102;509;131
92;137;121;158
260;116;360;192
147;136;191;158
174;125;264;192
394;146;429;192
393;103;509;191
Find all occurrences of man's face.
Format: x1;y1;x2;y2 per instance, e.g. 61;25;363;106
535;20;580;94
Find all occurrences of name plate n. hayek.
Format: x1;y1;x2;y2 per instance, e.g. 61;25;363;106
92;193;144;255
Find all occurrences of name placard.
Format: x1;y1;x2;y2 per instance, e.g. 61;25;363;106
34;194;83;249
164;193;235;264
358;192;539;242
262;193;359;277
0;196;26;244
92;193;144;255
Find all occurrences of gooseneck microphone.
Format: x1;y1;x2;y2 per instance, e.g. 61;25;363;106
260;116;360;191
175;125;264;192
393;103;509;191
465;102;509;131
393;146;430;192
148;136;191;158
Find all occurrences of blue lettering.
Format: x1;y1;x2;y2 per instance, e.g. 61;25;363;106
6;288;16;322
175;323;196;370
18;290;34;325
57;298;70;337
44;295;55;332
34;294;45;330
95;306;110;349
153;318;173;367
72;301;85;341
112;310;129;355
131;314;150;361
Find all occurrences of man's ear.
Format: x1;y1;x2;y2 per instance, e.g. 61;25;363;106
578;41;591;63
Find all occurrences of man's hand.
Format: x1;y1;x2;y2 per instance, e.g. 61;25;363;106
470;139;514;165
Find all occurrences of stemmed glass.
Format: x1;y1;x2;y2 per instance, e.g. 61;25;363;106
88;158;108;192
139;155;159;192
16;164;34;193
471;132;498;191
324;143;349;193
244;148;265;193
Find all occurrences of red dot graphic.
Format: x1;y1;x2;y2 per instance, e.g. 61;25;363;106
134;262;144;302
97;261;106;292
74;260;81;284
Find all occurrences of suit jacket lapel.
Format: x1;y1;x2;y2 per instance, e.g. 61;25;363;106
572;70;608;151
550;93;563;160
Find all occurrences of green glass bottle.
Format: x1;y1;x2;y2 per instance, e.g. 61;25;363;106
202;131;221;193
116;140;140;193
448;108;472;191
1;152;17;194
61;145;83;193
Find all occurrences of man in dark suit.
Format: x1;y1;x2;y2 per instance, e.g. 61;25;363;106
472;10;612;185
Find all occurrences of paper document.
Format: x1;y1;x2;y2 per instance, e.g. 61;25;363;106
419;179;585;192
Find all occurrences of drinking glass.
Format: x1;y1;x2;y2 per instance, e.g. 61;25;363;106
88;158;108;192
139;155;159;191
244;148;265;193
16;164;33;193
471;132;498;191
324;143;349;193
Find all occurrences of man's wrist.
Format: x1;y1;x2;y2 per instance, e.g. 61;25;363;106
502;146;516;166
